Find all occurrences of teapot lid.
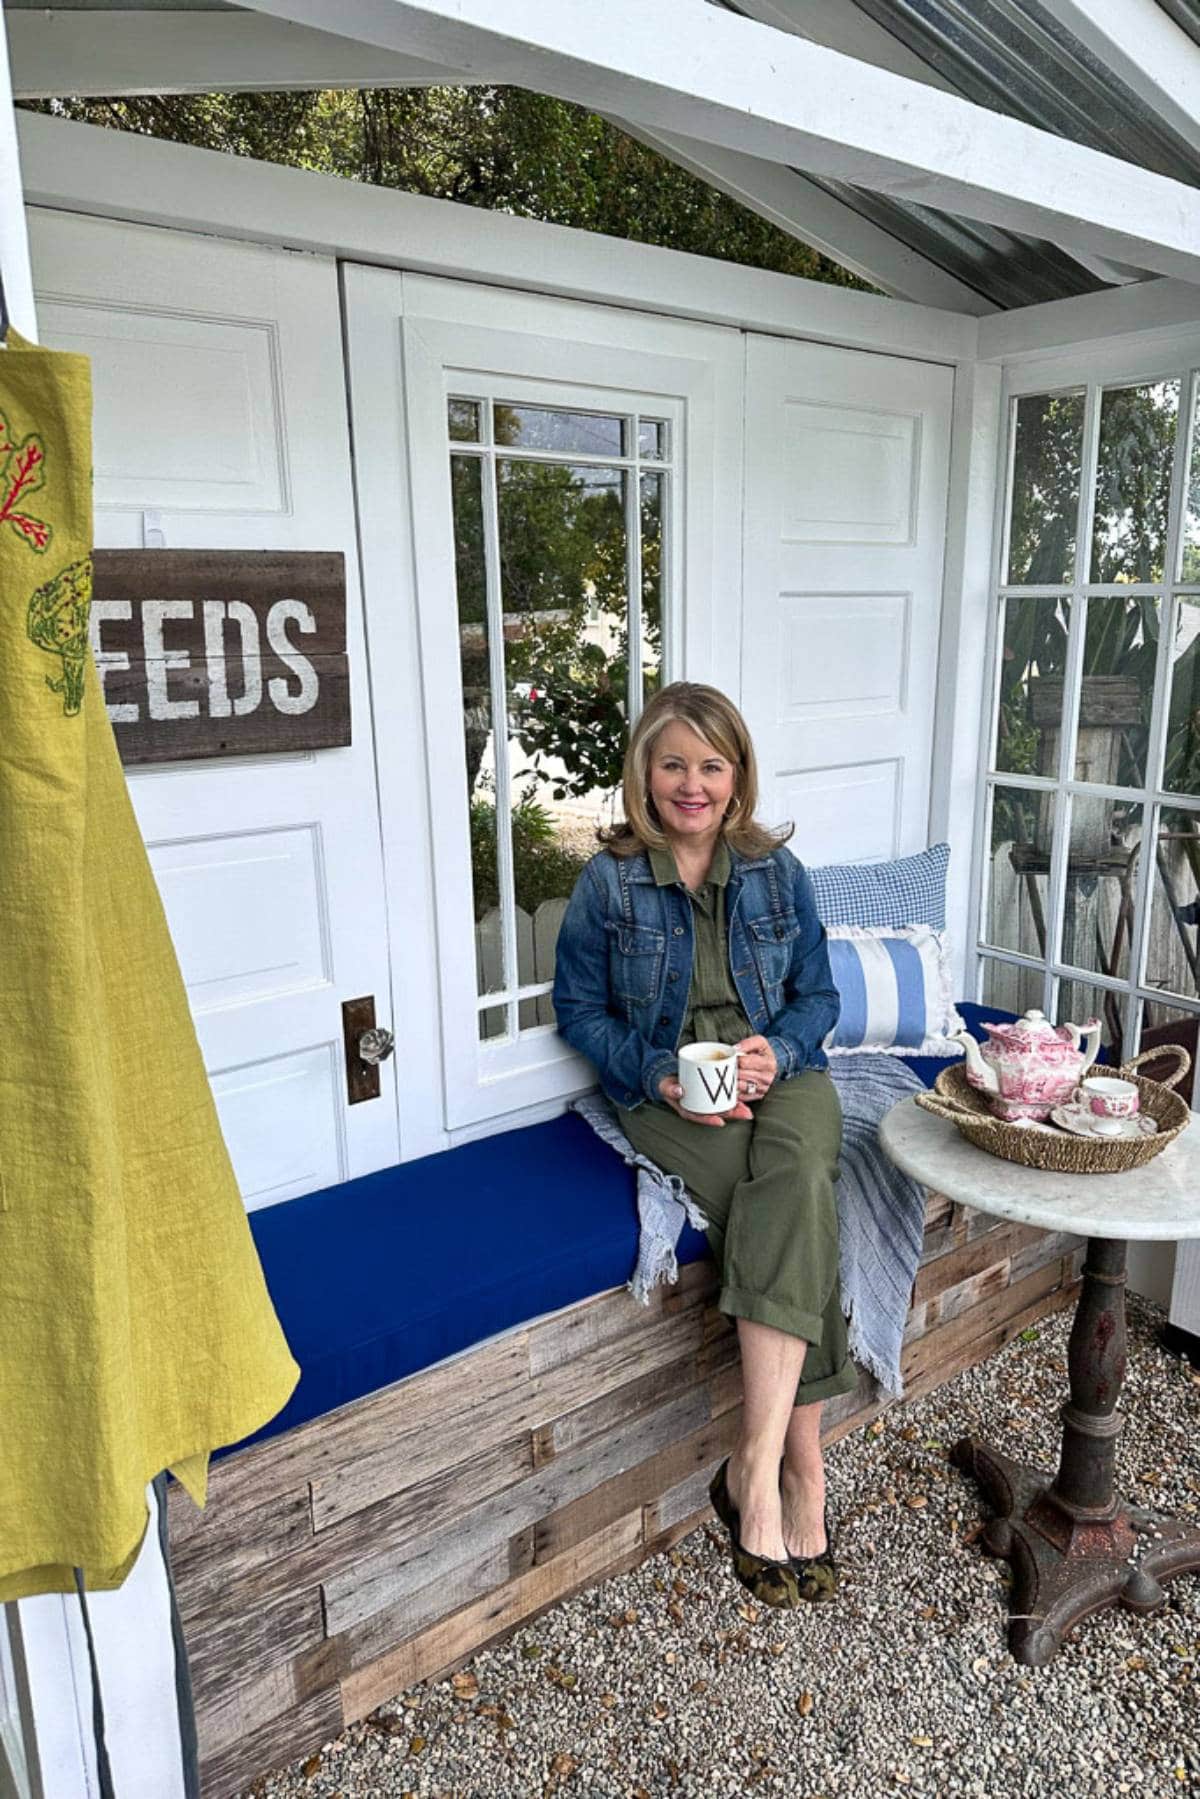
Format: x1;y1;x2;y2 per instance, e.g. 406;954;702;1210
985;1007;1058;1038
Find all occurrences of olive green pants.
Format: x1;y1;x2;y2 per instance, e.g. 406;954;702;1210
618;1070;856;1407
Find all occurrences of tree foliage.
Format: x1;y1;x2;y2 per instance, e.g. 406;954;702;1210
24;87;870;289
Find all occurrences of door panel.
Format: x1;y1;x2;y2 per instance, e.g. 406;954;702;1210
742;337;954;867
28;209;400;1206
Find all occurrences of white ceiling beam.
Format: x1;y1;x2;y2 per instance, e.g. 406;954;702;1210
608;119;995;314
236;0;1200;285
1037;0;1200;163
7;11;460;99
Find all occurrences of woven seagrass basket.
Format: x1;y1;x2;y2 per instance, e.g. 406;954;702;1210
913;1045;1192;1174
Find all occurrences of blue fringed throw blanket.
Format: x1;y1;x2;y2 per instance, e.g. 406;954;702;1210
573;1055;927;1398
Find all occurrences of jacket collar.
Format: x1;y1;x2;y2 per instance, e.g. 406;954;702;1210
623;841;771;884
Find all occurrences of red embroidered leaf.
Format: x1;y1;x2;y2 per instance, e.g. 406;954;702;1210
7;512;52;552
0;438;46;518
0;411;16;458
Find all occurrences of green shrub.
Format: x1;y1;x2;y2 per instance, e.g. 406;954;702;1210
469;797;589;919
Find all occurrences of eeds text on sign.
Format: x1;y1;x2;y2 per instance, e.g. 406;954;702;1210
89;550;351;765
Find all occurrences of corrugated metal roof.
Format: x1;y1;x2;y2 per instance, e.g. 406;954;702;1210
730;0;1200;309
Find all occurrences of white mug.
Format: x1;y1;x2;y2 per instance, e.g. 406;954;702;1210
678;1041;740;1116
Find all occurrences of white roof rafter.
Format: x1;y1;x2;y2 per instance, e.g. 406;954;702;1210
607;118;996;315
6;10;460;99
233;0;1200;285
1036;0;1200;164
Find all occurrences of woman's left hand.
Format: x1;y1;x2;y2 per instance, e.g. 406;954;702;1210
735;1035;778;1104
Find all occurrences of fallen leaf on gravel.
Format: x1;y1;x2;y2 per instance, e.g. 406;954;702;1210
870;1418;886;1436
972;1656;991;1678
906;1494;928;1510
652;1702;669;1720
451;1671;479;1699
900;1425;919;1442
624;1608;640;1624
522;1642;543;1659
1126;1654;1147;1670
690;1680;709;1695
738;1602;760;1624
408;1736;426;1756
919;1605;936;1620
551;1752;578;1778
796;1691;814;1717
910;1735;934;1748
599;1693;618;1709
302;1755;322;1778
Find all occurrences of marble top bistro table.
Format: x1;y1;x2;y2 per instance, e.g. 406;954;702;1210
879;1097;1200;1667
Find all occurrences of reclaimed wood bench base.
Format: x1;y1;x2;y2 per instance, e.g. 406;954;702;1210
169;1195;1083;1797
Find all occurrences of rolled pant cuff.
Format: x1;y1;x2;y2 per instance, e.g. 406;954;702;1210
793;1357;858;1409
719;1287;824;1346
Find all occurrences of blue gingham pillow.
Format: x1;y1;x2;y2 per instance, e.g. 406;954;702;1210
824;924;964;1057
809;843;949;930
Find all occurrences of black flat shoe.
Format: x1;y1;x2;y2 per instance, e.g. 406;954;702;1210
708;1458;800;1611
787;1505;838;1603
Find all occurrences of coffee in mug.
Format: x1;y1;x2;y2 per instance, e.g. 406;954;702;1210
678;1041;740;1115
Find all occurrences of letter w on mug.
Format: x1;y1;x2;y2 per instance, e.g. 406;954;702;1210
678;1042;740;1115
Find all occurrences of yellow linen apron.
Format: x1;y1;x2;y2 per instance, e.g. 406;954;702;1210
0;330;299;1601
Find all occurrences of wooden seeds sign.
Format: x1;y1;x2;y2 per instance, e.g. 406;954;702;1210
90;549;351;765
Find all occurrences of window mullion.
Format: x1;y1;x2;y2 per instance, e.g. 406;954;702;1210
1042;385;1101;1010
625;456;643;726
479;446;520;1039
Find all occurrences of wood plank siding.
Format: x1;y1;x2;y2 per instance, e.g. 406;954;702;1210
169;1195;1083;1796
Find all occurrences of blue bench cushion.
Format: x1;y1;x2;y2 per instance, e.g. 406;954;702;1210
238;999;1016;1452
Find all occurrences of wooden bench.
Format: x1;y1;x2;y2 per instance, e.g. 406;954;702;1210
169;1187;1081;1796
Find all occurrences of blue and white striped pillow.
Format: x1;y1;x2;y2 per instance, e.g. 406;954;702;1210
824;925;964;1057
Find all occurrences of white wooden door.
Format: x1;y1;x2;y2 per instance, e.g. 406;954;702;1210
741;337;954;865
27;209;400;1208
346;268;743;1141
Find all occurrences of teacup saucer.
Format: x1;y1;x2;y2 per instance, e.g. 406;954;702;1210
1050;1104;1157;1141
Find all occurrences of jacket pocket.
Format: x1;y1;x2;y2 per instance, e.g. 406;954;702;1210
605;921;666;1004
747;910;802;990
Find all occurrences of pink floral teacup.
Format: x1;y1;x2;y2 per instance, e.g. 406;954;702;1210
1073;1075;1140;1134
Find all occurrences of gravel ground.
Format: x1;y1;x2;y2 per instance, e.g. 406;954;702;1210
250;1294;1200;1799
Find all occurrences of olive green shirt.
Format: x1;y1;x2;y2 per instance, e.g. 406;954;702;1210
648;839;752;1049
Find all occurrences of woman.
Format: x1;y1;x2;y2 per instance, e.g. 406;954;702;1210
553;683;851;1611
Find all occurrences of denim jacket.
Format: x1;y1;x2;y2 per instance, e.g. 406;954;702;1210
552;844;840;1109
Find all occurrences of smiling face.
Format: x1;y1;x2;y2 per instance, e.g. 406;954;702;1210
647;720;737;851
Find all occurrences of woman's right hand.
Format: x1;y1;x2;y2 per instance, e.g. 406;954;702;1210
657;1074;753;1128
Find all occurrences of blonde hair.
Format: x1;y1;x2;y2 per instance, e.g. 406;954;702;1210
601;682;792;859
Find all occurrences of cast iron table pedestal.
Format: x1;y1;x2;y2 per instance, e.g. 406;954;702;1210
879;1099;1200;1668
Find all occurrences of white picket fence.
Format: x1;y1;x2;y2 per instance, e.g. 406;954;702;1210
475;896;571;1035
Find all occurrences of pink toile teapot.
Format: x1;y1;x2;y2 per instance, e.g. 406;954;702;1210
953;1009;1103;1122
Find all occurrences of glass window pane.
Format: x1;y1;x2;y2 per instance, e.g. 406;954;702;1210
1006;391;1084;586
448;398;481;442
994;596;1070;776
1165;597;1200;796
639;419;667;460
980;954;1044;1020
1053;977;1125;1068
1077;599;1157;788
1135;996;1200;1104
1059;801;1143;983
496;460;628;1026
451;454;506;1000
984;785;1055;960
1178;377;1200;582
1147;806;1200;1009
493;403;625;456
640;472;663;709
1090;380;1179;584
478;1001;508;1043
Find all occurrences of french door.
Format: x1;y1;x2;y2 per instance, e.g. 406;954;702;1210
346;270;743;1136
